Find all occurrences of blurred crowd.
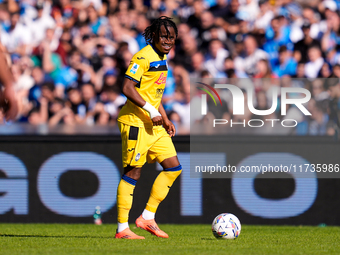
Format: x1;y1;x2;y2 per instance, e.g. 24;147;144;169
0;0;340;135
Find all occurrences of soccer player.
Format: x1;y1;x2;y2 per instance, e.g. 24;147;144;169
0;45;18;121
115;16;182;239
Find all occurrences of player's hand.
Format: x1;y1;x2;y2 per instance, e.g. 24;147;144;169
163;119;176;137
152;115;163;126
39;96;48;106
1;87;18;121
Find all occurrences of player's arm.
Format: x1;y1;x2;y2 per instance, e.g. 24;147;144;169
159;103;176;137
121;77;163;126
0;45;18;120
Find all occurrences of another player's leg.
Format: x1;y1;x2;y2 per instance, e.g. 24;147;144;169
136;156;182;238
115;167;145;239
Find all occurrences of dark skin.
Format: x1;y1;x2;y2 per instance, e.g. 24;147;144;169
121;25;180;180
0;45;18;120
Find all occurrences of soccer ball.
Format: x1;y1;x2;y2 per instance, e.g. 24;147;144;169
212;213;241;239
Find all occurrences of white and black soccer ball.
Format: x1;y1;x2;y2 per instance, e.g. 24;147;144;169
212;213;241;239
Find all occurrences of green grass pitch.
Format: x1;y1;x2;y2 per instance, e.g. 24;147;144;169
0;224;339;255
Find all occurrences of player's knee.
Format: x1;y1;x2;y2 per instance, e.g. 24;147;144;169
124;166;142;180
164;164;182;180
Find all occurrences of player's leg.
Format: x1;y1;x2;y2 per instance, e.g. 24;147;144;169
117;166;142;230
143;156;182;217
136;134;181;238
115;166;145;239
115;122;146;239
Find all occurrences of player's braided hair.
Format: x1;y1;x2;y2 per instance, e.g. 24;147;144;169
142;16;178;45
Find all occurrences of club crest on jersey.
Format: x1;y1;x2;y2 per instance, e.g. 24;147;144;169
156;88;164;98
135;153;141;161
130;63;139;74
155;72;167;85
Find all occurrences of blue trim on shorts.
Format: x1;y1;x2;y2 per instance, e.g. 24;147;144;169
164;165;182;172
122;174;137;186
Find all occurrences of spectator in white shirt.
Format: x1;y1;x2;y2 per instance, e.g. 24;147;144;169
255;0;274;32
304;46;324;78
238;0;260;23
1;11;32;55
204;39;229;77
28;2;60;48
234;35;268;76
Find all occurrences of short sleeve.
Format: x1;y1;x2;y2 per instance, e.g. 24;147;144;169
125;52;149;83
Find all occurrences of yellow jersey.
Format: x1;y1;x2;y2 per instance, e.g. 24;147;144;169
118;45;168;128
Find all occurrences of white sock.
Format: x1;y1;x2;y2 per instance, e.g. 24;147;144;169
142;209;155;220
117;222;129;233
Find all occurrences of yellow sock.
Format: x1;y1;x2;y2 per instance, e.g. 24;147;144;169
146;165;182;213
117;175;137;223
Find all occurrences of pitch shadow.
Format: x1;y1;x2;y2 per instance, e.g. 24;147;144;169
0;234;113;239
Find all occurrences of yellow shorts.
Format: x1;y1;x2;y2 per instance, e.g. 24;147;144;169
118;122;177;168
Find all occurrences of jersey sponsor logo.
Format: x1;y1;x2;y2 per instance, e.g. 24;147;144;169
156;88;164;98
130;63;139;74
155;64;160;68
135;153;141;161
128;148;135;152
155;72;167;85
137;57;145;60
